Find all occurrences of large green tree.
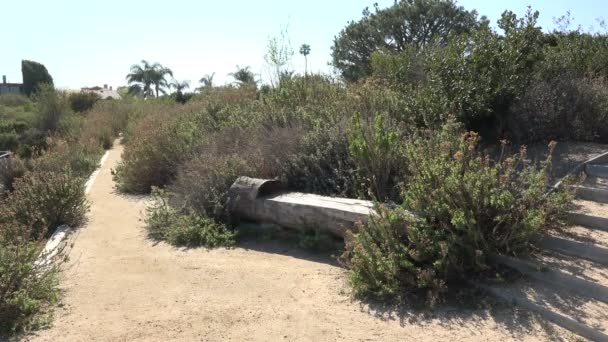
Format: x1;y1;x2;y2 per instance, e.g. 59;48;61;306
150;65;173;97
21;60;54;96
331;0;480;82
126;60;173;98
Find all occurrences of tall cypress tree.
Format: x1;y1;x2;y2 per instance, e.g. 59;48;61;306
21;60;54;96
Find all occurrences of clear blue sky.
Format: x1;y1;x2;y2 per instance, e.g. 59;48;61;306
1;0;605;89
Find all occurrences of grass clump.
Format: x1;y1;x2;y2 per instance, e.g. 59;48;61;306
344;121;572;303
145;189;235;248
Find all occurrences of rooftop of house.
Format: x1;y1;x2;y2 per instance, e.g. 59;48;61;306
81;84;121;100
1;75;21;86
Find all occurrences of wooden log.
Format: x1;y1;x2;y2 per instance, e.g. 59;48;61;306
228;177;374;238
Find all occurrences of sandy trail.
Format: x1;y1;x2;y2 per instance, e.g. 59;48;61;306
31;143;569;341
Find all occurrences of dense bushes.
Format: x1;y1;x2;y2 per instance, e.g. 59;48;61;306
510;74;608;142
344;122;571;302
114;105;208;193
0;168;88;336
32;139;102;178
68;92;100;113
280;123;358;198
115;80;411;202
367;5;608;143
1;171;88;240
170;153;253;222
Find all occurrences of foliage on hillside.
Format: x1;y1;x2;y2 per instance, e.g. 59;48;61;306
3;1;605;327
118;2;606;301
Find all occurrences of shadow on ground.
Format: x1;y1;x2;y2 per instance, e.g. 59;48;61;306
234;224;574;340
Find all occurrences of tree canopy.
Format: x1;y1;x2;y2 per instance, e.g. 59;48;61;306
21;60;54;96
126;60;173;98
331;0;480;82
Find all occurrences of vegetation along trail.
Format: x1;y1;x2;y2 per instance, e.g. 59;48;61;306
29;142;572;341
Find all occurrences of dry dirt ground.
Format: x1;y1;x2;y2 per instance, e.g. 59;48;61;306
29;143;579;342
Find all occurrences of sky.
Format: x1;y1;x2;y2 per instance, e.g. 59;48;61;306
1;0;606;90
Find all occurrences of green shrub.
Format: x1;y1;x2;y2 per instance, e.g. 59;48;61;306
344;121;572;302
79;99;137;149
35;85;70;134
281;123;358;198
170;153;252;222
114;109;207;193
68;92;101;113
32;139;102;179
349;111;406;201
166;214;235;247
2;171;89;239
0;119;30;135
0;156;27;193
509;74;608;143
0;239;59;336
16;128;47;158
344;206;426;300
0;132;19;151
144;189;235;248
541;30;608;79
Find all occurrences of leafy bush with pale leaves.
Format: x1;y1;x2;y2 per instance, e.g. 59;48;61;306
344;121;572;302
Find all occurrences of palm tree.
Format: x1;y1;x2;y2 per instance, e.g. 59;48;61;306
170;79;190;94
150;65;173;97
126;60;173;98
299;44;311;75
199;73;215;89
126;60;155;98
170;79;190;104
229;65;256;86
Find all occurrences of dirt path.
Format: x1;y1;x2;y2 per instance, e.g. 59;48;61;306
31;143;570;341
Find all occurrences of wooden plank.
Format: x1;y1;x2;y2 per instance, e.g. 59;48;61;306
493;254;608;303
228;176;375;238
571;185;608;204
569;212;608;232
471;280;608;342
536;235;608;265
587;164;608;179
